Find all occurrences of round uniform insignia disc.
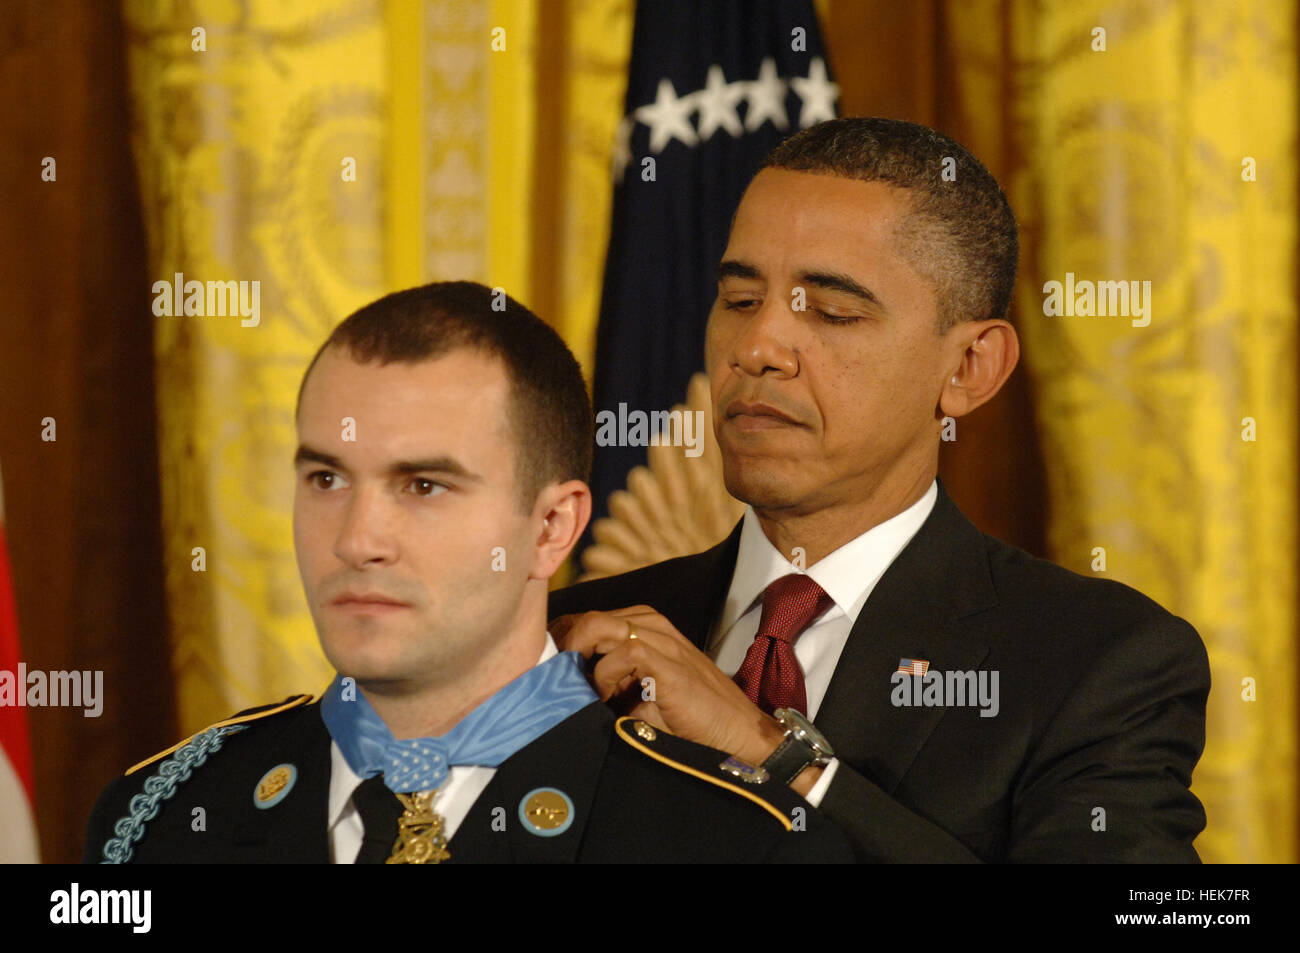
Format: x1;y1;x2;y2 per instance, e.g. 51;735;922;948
519;787;574;837
254;764;297;809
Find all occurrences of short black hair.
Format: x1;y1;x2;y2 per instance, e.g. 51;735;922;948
762;117;1019;334
296;281;593;510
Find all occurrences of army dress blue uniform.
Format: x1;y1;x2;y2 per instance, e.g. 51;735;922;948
84;694;853;864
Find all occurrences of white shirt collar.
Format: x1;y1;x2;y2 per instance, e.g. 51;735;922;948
327;633;558;831
715;479;939;639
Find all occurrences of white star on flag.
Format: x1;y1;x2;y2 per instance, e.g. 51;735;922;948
791;57;839;128
610;57;839;182
636;78;699;153
743;57;789;132
696;64;746;140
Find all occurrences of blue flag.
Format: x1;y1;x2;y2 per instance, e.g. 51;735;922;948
587;0;839;551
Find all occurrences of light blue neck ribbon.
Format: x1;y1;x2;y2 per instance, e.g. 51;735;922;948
320;650;597;793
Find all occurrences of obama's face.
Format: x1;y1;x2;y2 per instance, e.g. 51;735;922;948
293;345;541;695
705;168;964;515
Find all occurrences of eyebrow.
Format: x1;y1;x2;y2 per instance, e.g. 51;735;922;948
716;259;762;282
717;260;884;311
293;444;483;482
799;270;884;309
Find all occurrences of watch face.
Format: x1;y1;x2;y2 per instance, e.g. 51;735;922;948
776;708;834;757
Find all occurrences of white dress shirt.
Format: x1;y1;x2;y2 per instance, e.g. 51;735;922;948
327;635;559;864
708;480;938;807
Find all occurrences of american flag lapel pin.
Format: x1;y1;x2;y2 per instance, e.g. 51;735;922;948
898;657;930;677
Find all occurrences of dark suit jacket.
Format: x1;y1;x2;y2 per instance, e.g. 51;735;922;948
548;477;1210;863
84;699;853;863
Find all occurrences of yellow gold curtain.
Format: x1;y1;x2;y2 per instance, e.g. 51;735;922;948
828;0;1298;862
126;0;1292;863
943;0;1297;862
125;0;630;732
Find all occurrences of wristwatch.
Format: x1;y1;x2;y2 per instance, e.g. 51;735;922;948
761;708;835;785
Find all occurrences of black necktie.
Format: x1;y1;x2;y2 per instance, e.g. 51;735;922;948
352;775;403;864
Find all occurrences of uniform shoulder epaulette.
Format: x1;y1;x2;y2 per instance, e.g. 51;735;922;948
613;716;806;831
124;693;314;776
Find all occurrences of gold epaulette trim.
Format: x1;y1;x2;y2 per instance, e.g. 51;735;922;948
124;694;315;776
613;716;793;830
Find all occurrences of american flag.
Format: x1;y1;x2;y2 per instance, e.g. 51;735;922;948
583;0;837;557
0;460;38;861
898;658;930;677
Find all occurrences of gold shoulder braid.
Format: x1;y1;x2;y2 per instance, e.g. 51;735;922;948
387;789;451;864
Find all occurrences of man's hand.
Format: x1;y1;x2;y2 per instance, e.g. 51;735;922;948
550;606;820;793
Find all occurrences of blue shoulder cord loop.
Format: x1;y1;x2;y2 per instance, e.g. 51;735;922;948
100;724;248;864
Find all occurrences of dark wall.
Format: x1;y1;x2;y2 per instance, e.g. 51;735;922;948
0;1;177;864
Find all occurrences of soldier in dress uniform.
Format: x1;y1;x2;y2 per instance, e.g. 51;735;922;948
84;281;852;864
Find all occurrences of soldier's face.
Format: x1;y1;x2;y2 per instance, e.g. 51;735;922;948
293;345;536;694
704;168;957;515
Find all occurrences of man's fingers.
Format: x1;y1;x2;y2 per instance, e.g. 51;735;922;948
611;608;698;652
590;650;636;702
589;641;667;703
549;611;626;655
550;609;675;656
602;605;660;618
548;612;579;642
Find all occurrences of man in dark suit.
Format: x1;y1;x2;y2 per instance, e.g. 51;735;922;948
549;118;1210;863
84;281;851;864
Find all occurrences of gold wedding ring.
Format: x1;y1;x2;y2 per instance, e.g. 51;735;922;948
626;622;638;641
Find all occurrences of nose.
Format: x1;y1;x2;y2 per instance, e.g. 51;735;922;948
730;295;800;380
333;484;398;569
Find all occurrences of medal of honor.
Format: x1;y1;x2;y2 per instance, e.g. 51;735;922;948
386;789;451;864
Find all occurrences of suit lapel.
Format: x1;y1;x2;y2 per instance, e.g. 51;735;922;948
230;705;332;862
814;479;997;793
658;523;742;651
640;481;998;794
447;702;614;863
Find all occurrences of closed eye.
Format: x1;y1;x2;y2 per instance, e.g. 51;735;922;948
813;309;863;325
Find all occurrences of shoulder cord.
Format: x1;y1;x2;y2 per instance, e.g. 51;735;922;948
100;724;248;864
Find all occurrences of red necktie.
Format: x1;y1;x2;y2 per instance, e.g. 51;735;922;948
733;574;833;716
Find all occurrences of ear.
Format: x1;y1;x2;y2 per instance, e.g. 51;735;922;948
527;480;592;581
939;321;1019;418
